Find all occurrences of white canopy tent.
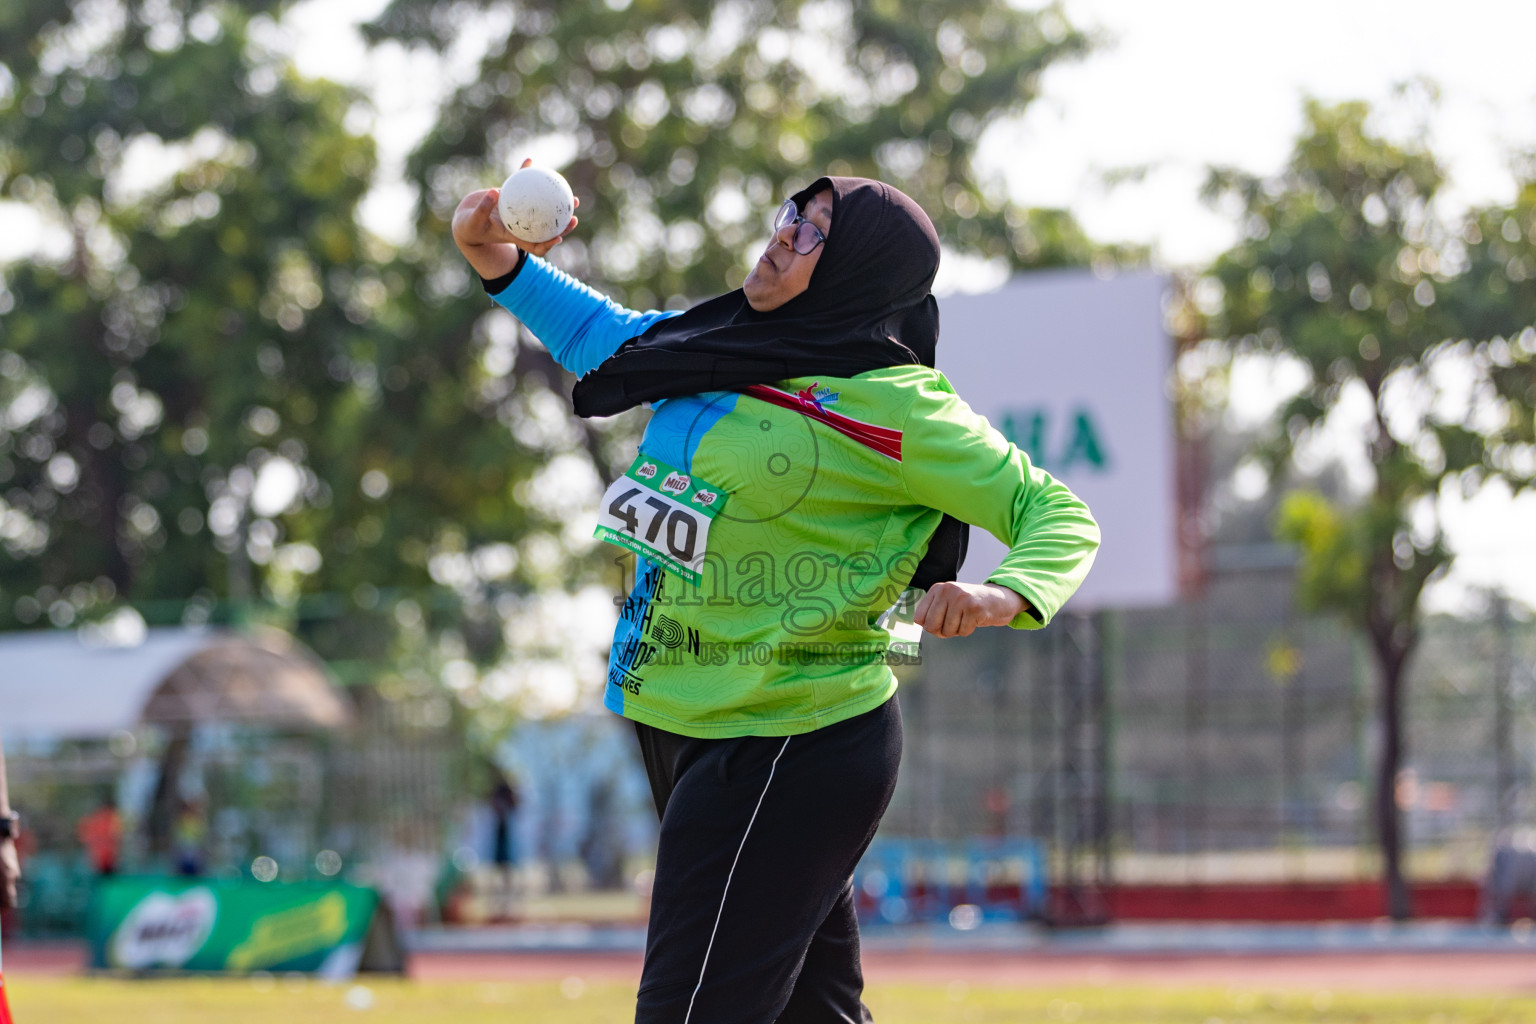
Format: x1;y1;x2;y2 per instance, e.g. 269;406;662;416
0;626;350;740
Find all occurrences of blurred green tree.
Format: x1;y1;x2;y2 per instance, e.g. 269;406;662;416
366;0;1117;306
0;0;559;699
1204;98;1536;918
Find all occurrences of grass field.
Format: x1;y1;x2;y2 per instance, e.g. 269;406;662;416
9;976;1536;1023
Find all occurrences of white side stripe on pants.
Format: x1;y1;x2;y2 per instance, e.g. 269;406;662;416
682;735;793;1024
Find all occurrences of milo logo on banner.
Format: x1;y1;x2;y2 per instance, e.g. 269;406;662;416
110;887;218;969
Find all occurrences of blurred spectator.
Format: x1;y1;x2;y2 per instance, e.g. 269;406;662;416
490;780;519;873
173;799;207;877
1480;831;1536;924
580;776;625;890
487;780;520;920
77;796;123;876
0;736;18;911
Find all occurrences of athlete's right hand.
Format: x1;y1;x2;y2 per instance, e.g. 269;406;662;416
451;159;580;278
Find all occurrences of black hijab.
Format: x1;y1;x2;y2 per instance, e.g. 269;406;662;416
572;174;968;588
570;176;942;418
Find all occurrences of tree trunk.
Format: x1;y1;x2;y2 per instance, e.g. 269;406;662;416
1374;639;1413;920
1363;389;1419;921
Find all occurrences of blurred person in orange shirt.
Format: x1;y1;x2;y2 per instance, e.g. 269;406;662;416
77;796;122;876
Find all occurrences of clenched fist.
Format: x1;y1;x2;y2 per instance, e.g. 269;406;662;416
913;581;1033;639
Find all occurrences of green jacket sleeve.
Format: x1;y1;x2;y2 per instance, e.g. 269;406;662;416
899;371;1101;628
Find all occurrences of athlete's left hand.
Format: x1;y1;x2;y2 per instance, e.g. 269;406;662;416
914;582;1032;638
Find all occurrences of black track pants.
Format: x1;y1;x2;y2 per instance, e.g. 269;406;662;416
633;695;903;1024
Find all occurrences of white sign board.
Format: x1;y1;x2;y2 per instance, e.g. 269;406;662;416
936;270;1176;609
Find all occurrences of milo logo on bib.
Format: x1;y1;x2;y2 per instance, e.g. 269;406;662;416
595;454;728;586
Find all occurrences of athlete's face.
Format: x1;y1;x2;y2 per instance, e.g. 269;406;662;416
743;188;832;313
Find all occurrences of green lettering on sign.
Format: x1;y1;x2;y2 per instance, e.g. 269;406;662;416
999;407;1110;473
1001;410;1048;467
1061;409;1108;470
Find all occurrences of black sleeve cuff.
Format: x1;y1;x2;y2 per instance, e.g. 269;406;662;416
481;248;528;297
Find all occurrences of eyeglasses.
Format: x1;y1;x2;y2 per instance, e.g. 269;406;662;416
773;199;827;256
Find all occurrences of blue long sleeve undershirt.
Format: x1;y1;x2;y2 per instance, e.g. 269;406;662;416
486;254;682;378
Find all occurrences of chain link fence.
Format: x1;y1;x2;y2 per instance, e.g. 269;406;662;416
885;562;1536;890
4;698;466;936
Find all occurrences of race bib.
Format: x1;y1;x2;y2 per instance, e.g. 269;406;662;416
594;454;728;585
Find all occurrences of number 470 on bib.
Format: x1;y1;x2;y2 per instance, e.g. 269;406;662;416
593;455;728;586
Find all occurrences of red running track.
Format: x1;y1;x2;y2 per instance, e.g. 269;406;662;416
7;944;1536;995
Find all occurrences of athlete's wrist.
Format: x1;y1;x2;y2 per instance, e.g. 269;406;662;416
983;583;1029;625
460;240;522;281
481;248;529;297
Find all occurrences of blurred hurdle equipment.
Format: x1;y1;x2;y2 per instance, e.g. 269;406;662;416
853;838;1047;926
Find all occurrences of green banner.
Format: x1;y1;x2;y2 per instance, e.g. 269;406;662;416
87;877;400;976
